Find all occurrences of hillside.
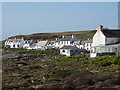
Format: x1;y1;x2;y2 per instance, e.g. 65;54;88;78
2;48;120;89
6;30;96;41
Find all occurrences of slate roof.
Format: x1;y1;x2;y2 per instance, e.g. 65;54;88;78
60;37;72;41
55;37;72;42
80;39;93;45
7;39;22;42
102;29;120;38
60;46;78;50
24;40;33;44
30;43;37;47
6;38;24;43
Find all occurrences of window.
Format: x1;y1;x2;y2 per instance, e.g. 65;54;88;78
18;45;19;48
91;48;96;53
114;48;117;52
62;50;65;52
13;45;15;48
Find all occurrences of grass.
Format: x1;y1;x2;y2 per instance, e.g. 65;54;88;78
3;30;96;42
3;48;61;57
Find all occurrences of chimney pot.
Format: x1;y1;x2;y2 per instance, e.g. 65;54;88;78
97;25;103;31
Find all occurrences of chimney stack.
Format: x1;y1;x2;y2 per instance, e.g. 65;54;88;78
62;35;66;38
97;25;103;31
88;38;90;40
72;35;75;38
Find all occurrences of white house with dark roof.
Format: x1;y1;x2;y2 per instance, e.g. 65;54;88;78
73;39;93;51
53;35;78;49
90;25;120;57
23;40;34;49
79;38;93;51
5;38;25;48
60;45;78;56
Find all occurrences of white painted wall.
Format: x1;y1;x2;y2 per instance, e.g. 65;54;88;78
54;35;78;49
60;49;71;56
5;39;24;48
84;43;92;51
92;30;106;46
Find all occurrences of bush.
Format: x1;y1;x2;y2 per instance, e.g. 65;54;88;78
51;56;88;62
90;55;120;66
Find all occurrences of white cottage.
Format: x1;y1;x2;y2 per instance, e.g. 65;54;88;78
34;40;48;50
92;25;120;46
5;38;25;48
73;39;92;51
23;40;34;49
54;35;78;49
90;25;120;57
80;39;93;51
60;45;78;56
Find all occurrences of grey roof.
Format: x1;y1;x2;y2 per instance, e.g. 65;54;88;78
24;40;33;43
60;37;72;41
30;43;37;47
92;43;120;48
60;45;78;50
80;39;93;45
102;29;120;38
6;38;24;42
7;39;22;42
55;37;72;42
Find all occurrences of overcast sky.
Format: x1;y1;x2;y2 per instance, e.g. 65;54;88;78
2;2;118;40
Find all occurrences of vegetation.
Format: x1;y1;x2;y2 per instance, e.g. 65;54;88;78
3;48;60;57
2;48;120;89
91;55;120;66
51;56;88;62
3;30;96;42
2;29;120;89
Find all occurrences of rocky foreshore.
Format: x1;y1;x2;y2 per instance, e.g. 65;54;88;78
2;54;65;62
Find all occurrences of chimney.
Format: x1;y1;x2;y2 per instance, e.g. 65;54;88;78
62;35;66;38
88;38;90;40
97;25;103;31
72;35;75;38
56;38;58;40
21;37;24;40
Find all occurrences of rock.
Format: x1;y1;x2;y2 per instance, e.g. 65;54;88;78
72;77;94;87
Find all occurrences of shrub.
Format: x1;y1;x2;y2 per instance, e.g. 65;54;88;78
51;56;88;62
90;55;120;66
